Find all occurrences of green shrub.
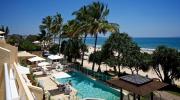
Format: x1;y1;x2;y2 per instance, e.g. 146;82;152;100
19;40;41;51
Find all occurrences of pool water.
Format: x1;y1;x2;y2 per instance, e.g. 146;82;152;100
56;71;120;100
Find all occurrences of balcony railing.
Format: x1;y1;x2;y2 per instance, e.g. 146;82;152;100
4;63;12;100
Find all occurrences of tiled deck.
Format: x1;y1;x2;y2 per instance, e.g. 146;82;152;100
35;71;77;100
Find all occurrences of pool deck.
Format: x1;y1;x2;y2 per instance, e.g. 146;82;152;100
35;71;78;100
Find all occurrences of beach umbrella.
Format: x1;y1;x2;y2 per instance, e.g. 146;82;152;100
28;56;45;62
48;55;63;60
0;31;5;35
38;61;50;66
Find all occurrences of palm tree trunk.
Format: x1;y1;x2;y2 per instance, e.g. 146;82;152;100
81;34;87;67
58;34;61;55
135;68;139;75
117;54;121;75
92;34;98;71
113;66;117;72
97;64;101;73
163;71;172;84
130;68;134;74
118;66;121;76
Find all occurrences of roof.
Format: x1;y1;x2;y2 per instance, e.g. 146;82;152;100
120;74;152;86
107;75;168;96
18;51;36;57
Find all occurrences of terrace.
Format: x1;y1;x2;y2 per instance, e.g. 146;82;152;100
21;53;79;99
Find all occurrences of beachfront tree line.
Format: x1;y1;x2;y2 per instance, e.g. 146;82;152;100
3;1;180;85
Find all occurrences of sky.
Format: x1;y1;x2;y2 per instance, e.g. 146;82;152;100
1;0;180;37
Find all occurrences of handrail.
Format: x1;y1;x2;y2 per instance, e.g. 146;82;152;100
13;62;34;100
4;63;12;100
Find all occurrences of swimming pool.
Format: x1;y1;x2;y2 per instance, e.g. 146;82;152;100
56;71;120;100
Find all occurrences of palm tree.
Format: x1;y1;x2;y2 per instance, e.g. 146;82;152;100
51;13;63;54
102;32;131;75
0;25;9;38
39;16;53;48
0;25;5;32
63;19;89;66
5;26;9;38
63;38;86;62
89;51;103;72
152;46;180;84
72;6;90;66
73;2;119;70
63;20;81;38
87;2;119;71
105;57;118;73
122;43;150;74
38;30;47;49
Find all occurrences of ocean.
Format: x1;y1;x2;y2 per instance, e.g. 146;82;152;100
85;37;180;50
56;37;180;50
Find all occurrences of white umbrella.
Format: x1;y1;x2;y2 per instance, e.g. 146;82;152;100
28;56;45;62
32;41;40;44
48;55;63;60
0;31;5;35
17;65;30;74
38;62;50;66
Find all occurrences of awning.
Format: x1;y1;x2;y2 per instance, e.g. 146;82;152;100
28;56;45;62
17;65;30;74
48;55;63;60
38;62;50;66
52;72;71;79
18;51;36;57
